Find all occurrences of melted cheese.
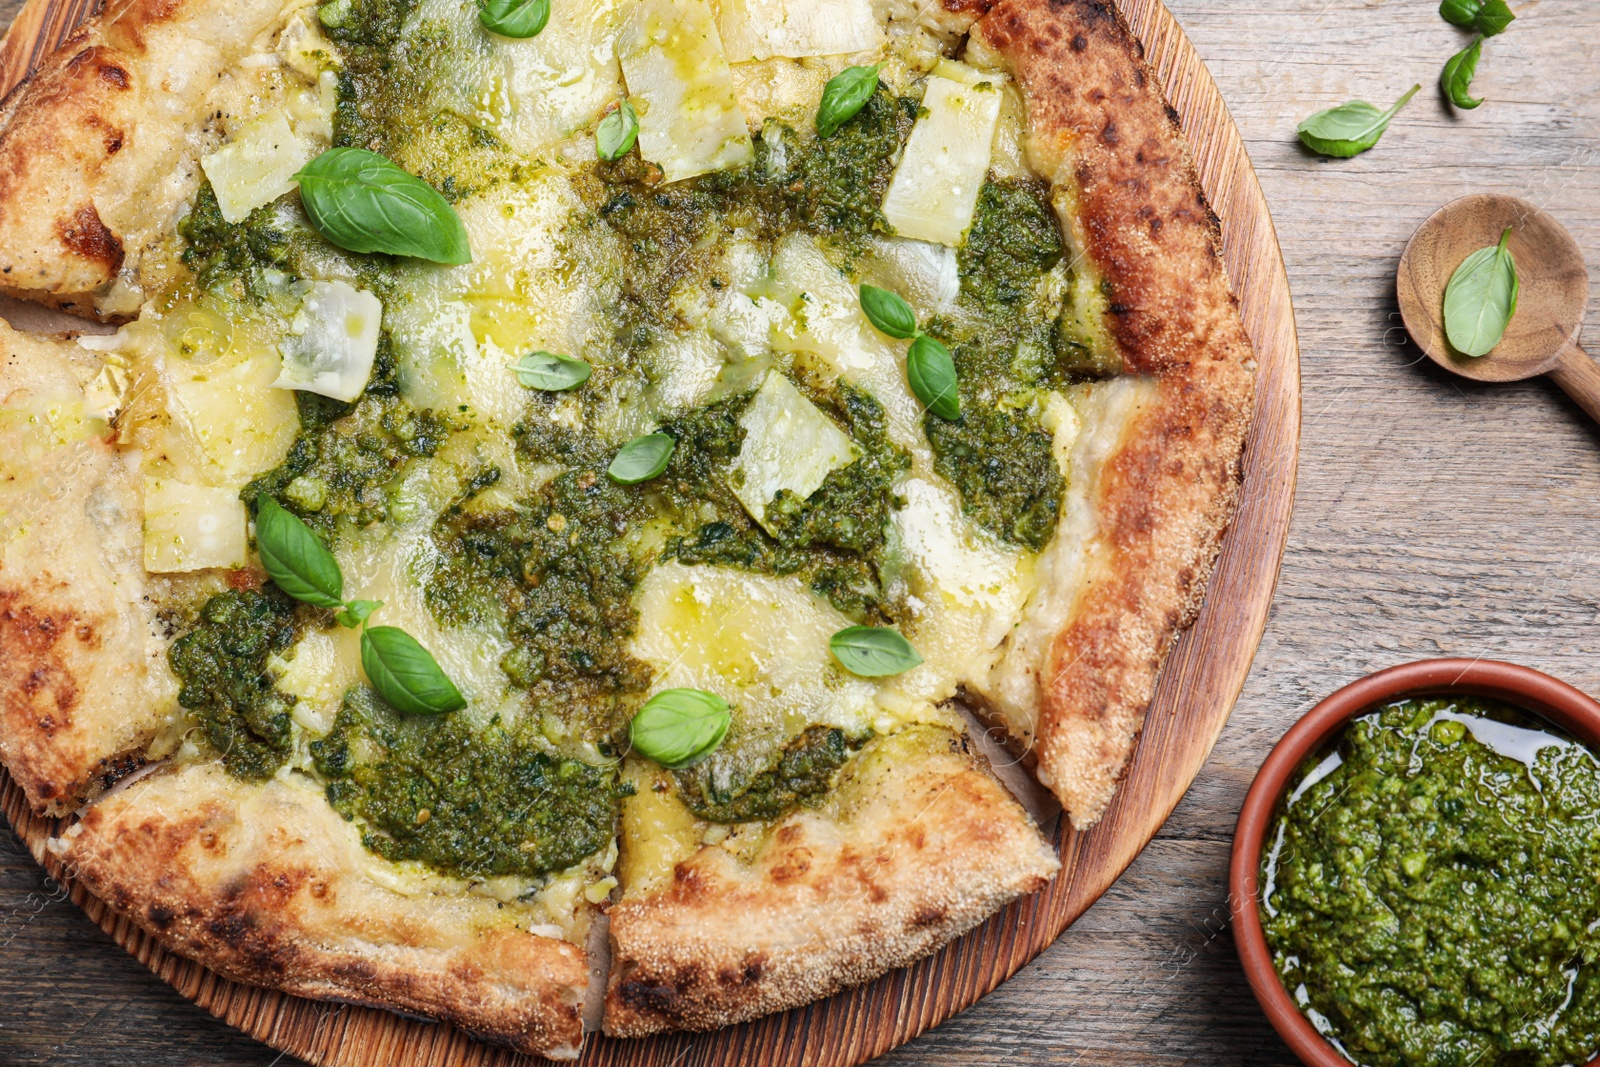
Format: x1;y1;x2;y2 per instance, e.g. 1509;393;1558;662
730;370;857;531
142;478;248;572
618;0;753;183
880;63;1002;246
411;0;625;157
200;109;317;224
715;0;883;62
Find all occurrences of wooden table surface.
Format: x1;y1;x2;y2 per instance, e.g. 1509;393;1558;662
3;0;1598;1063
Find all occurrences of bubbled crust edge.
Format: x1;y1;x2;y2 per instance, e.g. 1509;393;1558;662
51;764;591;1059
976;0;1256;827
603;729;1059;1037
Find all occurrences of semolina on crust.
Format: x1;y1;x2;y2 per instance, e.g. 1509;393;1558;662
49;761;591;1057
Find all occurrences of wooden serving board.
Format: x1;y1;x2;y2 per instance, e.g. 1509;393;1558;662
0;2;1301;1063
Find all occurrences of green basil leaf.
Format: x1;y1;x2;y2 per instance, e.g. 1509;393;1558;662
859;284;917;339
360;626;467;715
1473;0;1515;35
1296;84;1420;158
255;496;345;609
1441;37;1485;110
336;598;383;629
318;0;353;27
596;100;639;162
512;350;592;391
829;626;923;677
630;688;731;769
1438;0;1480;26
479;0;549;38
1444;227;1519;358
296;148;472;264
907;334;960;420
608;433;675;484
817;64;881;138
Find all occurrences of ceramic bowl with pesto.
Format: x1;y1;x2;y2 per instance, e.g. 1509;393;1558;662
1231;658;1600;1067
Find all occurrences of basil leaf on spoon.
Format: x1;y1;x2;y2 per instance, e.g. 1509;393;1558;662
817;64;881;138
361;626;468;716
1297;84;1420;158
295;148;471;264
1444;227;1519;358
512;350;592;391
1442;37;1485;110
479;0;549;38
829;626;923;677
629;688;731;769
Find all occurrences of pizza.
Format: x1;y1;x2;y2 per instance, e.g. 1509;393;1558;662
0;0;1254;1057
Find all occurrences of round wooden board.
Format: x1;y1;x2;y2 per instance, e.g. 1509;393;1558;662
0;2;1301;1063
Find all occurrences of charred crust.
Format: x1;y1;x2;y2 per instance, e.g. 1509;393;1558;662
56;204;124;273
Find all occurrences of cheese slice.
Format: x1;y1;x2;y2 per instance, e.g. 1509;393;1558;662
200;110;316;224
142;478;248;573
275;281;383;403
729;370;857;532
715;0;883;62
169;351;300;487
618;0;754;183
880;64;1002;246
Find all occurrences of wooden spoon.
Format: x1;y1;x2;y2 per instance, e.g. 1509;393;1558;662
1397;194;1598;422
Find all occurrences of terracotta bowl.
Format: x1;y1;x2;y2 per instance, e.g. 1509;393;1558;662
1229;658;1600;1067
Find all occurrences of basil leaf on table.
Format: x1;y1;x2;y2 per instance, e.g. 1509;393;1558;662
1441;37;1485;110
907;334;961;420
255;496;345;609
479;0;549;38
629;688;731;769
1296;84;1420;158
596;100;639;162
360;626;468;716
1471;0;1515;36
295;148;471;264
829;626;923;677
512;350;592;391
1444;227;1519;358
859;284;918;339
608;433;676;484
1438;0;1480;26
817;64;881;138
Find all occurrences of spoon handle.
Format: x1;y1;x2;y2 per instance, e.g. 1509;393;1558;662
1547;338;1600;427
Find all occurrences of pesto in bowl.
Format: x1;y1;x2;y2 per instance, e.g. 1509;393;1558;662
1261;696;1600;1067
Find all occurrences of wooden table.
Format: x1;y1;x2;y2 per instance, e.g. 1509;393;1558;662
3;0;1598;1063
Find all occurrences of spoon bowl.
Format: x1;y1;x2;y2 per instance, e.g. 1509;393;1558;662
1397;195;1595;404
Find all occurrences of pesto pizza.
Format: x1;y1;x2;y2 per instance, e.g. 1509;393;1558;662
0;0;1254;1056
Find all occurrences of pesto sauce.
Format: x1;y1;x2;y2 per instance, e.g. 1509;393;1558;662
660;380;910;622
1263;698;1600;1067
310;691;630;879
676;725;857;823
167;588;302;781
425;420;653;742
243;342;452;542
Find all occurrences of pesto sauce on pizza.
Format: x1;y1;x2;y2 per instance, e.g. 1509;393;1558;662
311;690;630;878
156;1;1115;885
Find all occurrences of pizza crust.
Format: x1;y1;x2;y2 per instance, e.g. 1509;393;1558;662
50;760;591;1058
0;320;173;813
604;726;1059;1036
972;0;1256;828
0;0;294;319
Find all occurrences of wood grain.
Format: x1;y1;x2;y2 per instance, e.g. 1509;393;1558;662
0;1;1302;1064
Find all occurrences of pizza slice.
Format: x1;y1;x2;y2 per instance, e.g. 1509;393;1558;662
0;0;1254;1055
